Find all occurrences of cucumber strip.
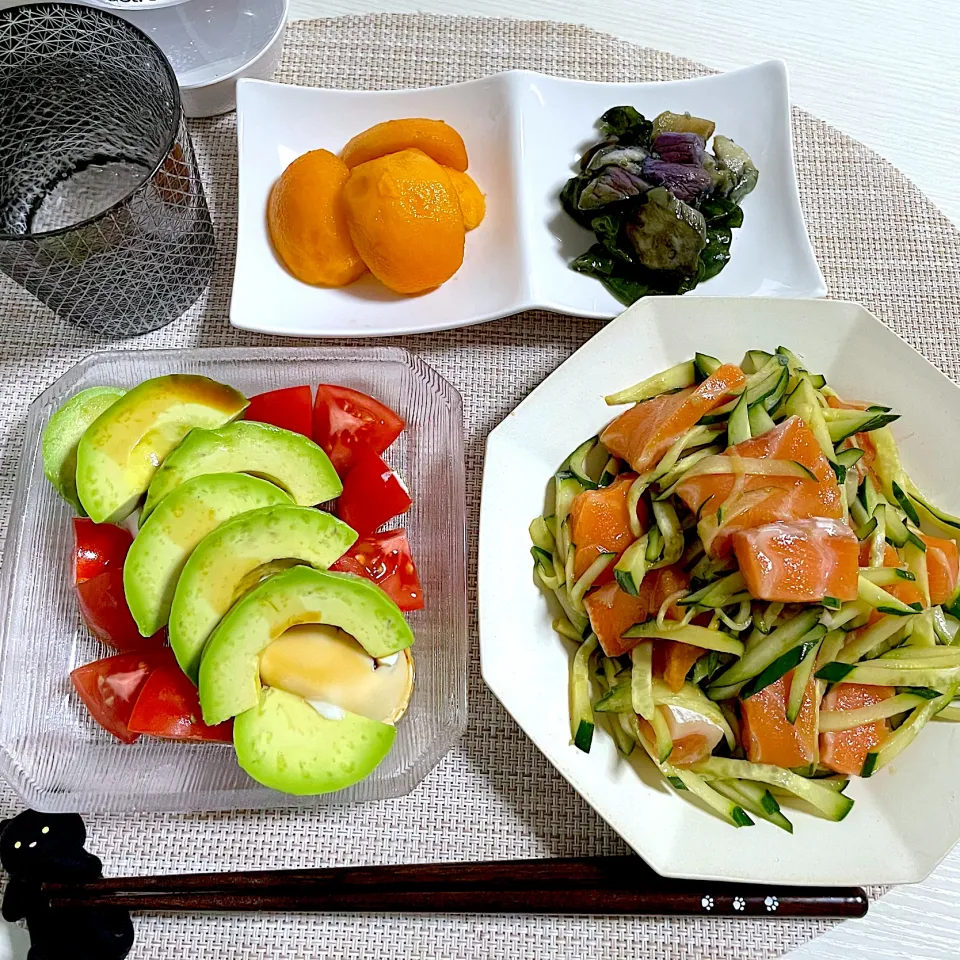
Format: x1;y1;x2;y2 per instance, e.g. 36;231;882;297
819;693;930;731
690;757;854;820
755;601;785;635
532;547;561;590
553;617;585;642
883;505;909;547
694;352;722;379
717;599;753;633
623;621;745;656
651;679;737;750
605;361;697;406
663;764;753;827
727;391;751;446
934;704;960;722
747;403;775;437
851;503;872;534
626;475;648;537
903;536;931;607
654;444;726;498
711;779;793;833
645;525;662;564
933;605;960;644
613;535;648;597
708;609;822;689
680;571;746;608
739;629;825;702
649;707;674;762
761;368;791;413
676;455;817;482
859;567;916;586
553;585;589;637
598;456;619;487
743;356;788;404
891;480;921;527
878;645;960;663
570;633;599;752
554;475;584;562
594;679;631;713
786;637;822;723
837;615;909;664
563;531;577;591
858;576;922;616
569;552;617;611
566;436;599;488
598;711;635;756
816;661;960;690
869;509;887;569
775;345;806;374
630;642;655;720
601;656;622;686
650;500;683;569
859;474;883;517
816;629;847;669
902;476;960;535
741;349;774;374
827;413;900;444
821;600;872;631
835;447;865;469
861;684;958;777
529;515;556;553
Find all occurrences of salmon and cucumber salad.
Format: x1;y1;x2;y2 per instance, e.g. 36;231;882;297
529;346;960;830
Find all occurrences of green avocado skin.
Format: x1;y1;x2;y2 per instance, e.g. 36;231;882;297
168;504;358;682
233;687;396;795
198;566;415;726
141;420;342;523
123;473;292;638
41;386;126;514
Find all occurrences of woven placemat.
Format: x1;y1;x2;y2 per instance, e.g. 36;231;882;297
2;13;960;960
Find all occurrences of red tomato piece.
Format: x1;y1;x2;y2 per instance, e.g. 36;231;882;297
127;664;234;743
71;648;174;744
243;385;313;438
75;568;166;652
337;451;412;537
73;518;133;585
331;529;425;611
313;385;405;476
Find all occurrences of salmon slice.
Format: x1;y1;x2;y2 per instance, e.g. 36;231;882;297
820;683;895;776
658;640;706;692
740;672;818;768
638;704;723;767
676;416;843;558
733;517;859;602
920;533;959;605
568;474;645;584
600;364;745;474
583;565;690;657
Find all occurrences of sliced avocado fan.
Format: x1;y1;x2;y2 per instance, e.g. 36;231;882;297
169;504;358;681
76;374;248;524
141;420;342;523
123;473;292;637
42;386;125;515
198;566;415;726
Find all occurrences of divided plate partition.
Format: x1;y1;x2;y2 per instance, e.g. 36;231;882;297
232;61;826;337
0;347;467;813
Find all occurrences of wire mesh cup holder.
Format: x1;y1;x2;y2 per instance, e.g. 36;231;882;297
0;3;215;338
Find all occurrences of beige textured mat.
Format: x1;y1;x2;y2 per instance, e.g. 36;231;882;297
1;14;960;960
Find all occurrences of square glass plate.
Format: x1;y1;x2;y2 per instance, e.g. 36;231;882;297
0;346;467;813
479;297;960;886
232;61;825;337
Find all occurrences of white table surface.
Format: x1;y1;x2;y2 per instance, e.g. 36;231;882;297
289;0;960;228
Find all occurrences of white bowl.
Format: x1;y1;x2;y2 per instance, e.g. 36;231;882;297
231;61;825;338
479;297;960;886
118;0;288;118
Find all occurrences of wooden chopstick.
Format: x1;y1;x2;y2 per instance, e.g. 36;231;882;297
43;857;868;918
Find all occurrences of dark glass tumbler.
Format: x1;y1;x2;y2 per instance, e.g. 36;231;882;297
0;3;215;338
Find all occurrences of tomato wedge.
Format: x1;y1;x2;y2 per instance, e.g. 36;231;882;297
331;529;424;611
313;385;405;476
244;385;313;438
75;568;166;652
127;663;234;743
71;649;173;744
337;451;412;537
73;518;132;584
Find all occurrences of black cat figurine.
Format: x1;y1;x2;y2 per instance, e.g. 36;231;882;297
0;810;133;960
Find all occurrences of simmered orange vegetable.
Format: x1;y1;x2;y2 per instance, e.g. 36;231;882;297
445;168;486;230
340;118;468;171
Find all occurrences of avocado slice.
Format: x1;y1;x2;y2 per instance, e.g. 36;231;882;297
141;421;342;523
198;566;415;726
42;386;126;514
169;504;358;681
233;686;396;795
124;473;292;638
76;375;248;523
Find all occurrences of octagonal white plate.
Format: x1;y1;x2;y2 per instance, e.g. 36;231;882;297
231;61;825;337
479;296;960;886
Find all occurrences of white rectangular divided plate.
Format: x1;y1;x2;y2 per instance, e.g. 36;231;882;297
232;63;825;337
479;297;960;886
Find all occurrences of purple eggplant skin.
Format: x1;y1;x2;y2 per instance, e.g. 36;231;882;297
641;158;712;202
653;132;705;166
577;165;651;211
